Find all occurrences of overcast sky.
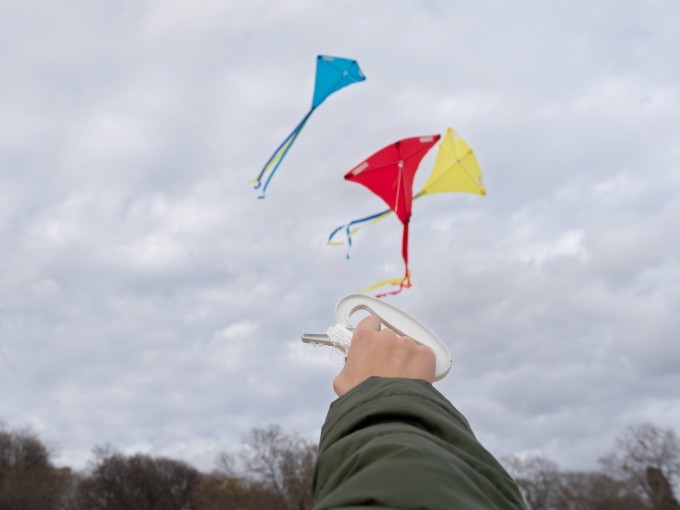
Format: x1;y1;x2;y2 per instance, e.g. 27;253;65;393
1;0;679;472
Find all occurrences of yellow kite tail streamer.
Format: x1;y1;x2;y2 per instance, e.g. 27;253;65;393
328;191;427;249
326;209;393;248
361;269;412;298
252;108;315;198
346;210;392;242
363;222;413;298
248;136;295;185
326;208;394;260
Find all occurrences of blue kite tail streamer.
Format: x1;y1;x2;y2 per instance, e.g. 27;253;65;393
327;208;390;259
256;107;315;198
254;129;295;190
254;108;313;189
327;224;346;243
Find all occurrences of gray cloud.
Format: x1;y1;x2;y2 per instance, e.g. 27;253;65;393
1;0;678;472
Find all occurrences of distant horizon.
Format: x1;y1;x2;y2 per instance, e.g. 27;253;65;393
4;419;675;479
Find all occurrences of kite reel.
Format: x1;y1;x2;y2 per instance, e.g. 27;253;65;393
301;294;452;381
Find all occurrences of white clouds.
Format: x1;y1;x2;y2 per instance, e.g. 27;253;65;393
508;227;588;265
0;0;678;475
143;0;237;36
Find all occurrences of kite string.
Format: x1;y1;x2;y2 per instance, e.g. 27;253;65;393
326;323;353;352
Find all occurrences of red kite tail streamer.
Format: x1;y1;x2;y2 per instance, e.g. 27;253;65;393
373;221;412;298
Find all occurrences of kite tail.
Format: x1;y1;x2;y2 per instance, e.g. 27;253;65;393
327;208;392;259
252;107;315;198
361;268;411;298
401;220;409;269
328;193;425;249
362;222;412;298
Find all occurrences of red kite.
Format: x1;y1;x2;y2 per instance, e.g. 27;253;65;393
344;134;440;296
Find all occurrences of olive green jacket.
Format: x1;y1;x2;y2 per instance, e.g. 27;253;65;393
312;377;526;509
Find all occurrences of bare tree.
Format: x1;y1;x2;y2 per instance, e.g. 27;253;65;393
71;446;202;510
600;423;680;507
646;467;680;510
504;454;562;509
192;471;282;510
503;453;648;510
0;426;66;510
555;471;645;510
239;424;318;510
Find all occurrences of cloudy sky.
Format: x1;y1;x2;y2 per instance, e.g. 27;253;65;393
1;0;679;472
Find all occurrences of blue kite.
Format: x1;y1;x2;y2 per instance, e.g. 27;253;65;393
251;55;366;198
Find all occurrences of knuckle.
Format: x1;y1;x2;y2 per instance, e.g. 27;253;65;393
417;344;435;358
378;328;398;340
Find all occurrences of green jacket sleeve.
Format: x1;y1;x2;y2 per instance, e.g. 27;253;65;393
312;377;526;510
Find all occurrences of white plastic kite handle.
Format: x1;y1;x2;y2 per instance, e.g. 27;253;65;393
302;294;452;381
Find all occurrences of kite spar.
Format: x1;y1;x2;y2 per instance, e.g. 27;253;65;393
252;55;366;198
328;128;486;255
344;134;441;297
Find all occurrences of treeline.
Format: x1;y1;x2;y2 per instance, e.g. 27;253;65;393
504;423;680;510
1;421;679;510
0;424;316;510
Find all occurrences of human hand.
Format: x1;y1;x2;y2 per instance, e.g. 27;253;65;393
332;315;436;397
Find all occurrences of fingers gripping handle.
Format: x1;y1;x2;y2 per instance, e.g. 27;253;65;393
335;294;452;381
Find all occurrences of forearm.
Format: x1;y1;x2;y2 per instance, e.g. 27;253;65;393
313;377;526;510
